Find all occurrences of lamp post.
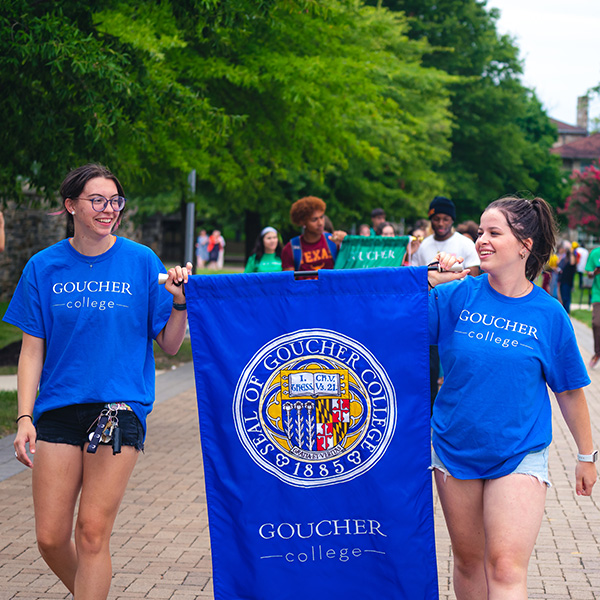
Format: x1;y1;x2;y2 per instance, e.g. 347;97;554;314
185;170;196;270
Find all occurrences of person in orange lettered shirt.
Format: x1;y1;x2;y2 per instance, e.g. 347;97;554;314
281;196;346;272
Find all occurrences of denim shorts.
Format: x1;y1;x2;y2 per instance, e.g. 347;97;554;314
431;445;551;487
36;403;144;451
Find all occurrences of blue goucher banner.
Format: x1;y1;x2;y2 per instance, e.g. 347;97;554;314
185;267;437;600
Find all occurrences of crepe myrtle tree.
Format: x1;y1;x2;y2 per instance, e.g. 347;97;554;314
560;162;600;236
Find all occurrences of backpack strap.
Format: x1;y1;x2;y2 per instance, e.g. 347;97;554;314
325;232;338;261
292;233;338;270
291;236;302;271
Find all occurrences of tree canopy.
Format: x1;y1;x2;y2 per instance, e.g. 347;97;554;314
1;0;454;230
370;0;566;218
1;0;565;233
0;0;232;203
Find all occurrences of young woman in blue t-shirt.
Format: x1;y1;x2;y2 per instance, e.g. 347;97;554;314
8;164;192;600
427;196;596;599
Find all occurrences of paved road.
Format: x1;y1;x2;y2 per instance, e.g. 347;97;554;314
1;324;599;599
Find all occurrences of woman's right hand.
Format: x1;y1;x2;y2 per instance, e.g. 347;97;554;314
14;418;36;468
428;251;470;288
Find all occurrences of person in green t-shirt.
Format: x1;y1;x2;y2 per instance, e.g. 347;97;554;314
244;227;283;273
585;246;600;367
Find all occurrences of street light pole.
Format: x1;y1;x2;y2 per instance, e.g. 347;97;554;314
185;170;196;270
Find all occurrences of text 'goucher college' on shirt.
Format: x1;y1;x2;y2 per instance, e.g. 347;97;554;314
458;309;539;340
3;237;173;433
428;275;590;480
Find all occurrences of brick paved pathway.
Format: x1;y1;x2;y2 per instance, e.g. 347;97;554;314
1;322;600;599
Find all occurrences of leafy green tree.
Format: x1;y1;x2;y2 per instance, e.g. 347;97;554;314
368;0;566;217
589;86;600;134
120;0;453;226
1;0;455;242
0;0;231;202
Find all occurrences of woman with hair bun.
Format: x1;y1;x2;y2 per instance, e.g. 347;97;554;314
427;196;596;599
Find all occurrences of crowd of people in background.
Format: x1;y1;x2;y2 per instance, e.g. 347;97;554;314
540;238;594;316
190;194;599;339
193;196;598;335
231;191;600;421
234;196;490;275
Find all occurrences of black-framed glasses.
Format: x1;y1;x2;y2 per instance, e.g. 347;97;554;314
79;195;126;212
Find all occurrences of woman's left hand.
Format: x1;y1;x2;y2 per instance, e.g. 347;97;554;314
165;262;193;301
575;461;597;496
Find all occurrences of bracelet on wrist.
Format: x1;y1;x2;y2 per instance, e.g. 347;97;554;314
16;414;33;424
173;302;187;311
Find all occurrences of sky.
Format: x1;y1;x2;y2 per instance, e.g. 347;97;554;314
485;0;600;127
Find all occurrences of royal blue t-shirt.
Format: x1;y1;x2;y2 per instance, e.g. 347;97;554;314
429;275;590;479
3;237;173;434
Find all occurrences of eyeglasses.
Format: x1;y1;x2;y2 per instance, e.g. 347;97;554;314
79;195;126;212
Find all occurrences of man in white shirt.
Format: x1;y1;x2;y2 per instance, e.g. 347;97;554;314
412;196;480;410
412;196;480;273
574;242;589;294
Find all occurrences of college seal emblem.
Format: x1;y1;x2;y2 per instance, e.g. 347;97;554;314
233;329;396;487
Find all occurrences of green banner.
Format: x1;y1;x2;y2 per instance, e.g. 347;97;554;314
335;235;410;269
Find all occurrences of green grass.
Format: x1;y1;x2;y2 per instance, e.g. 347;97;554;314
154;338;193;371
194;267;244;275
573;287;593;307
0;390;18;437
571;308;592;329
163;265;244;275
0;302;20;375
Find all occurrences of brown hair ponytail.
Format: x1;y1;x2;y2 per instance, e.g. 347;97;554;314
484;196;558;281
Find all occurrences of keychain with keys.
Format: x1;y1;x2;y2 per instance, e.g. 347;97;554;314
87;409;111;454
111;418;122;455
87;407;121;454
101;419;115;443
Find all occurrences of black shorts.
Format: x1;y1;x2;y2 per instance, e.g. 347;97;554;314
36;403;144;451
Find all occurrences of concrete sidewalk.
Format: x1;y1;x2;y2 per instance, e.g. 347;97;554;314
1;325;600;599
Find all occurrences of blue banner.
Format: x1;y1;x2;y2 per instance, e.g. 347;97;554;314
186;267;437;600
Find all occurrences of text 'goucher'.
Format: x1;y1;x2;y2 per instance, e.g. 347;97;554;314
458;309;538;339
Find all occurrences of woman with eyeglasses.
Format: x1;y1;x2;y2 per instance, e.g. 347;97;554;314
4;163;192;600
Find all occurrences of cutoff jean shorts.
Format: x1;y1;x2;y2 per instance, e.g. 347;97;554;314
431;445;551;487
36;403;145;451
